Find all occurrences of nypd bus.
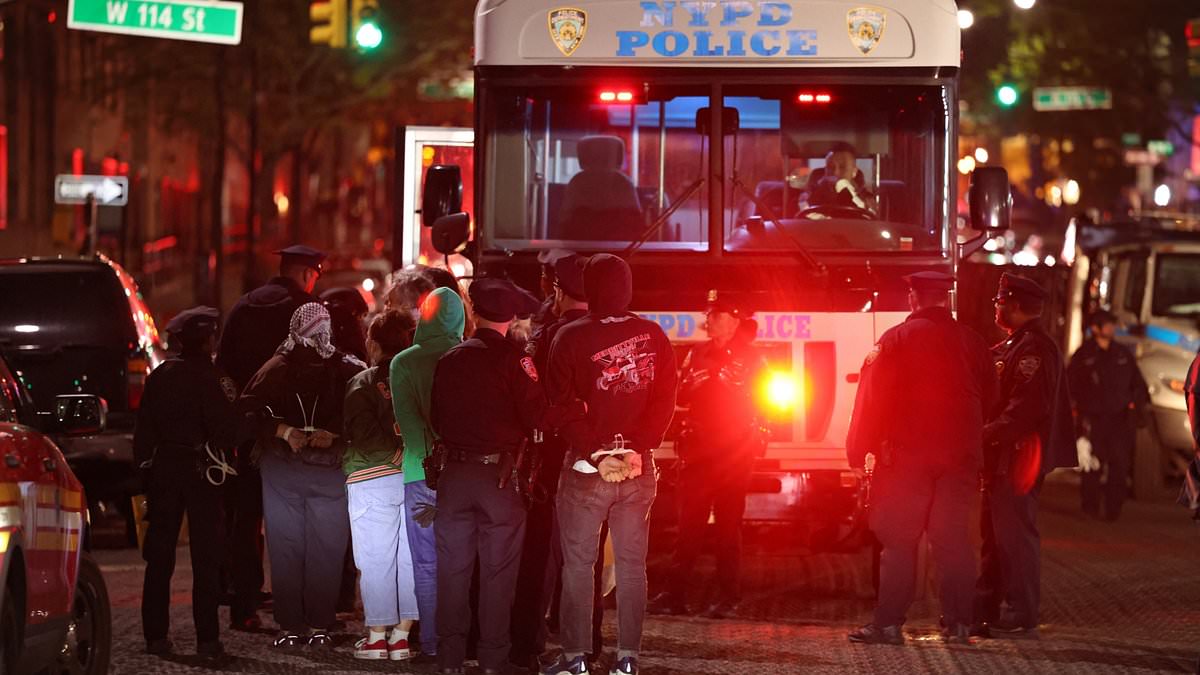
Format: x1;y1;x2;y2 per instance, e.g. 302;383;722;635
411;0;1010;539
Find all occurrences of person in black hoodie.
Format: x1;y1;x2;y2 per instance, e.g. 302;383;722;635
238;302;366;650
217;244;324;630
542;254;677;675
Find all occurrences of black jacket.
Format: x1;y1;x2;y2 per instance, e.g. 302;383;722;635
846;306;995;469
677;337;766;453
217;277;316;390
431;327;548;454
133;354;239;468
984;320;1077;475
1067;339;1148;420
546;255;677;461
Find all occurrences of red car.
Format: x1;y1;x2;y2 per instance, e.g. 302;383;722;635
0;355;111;674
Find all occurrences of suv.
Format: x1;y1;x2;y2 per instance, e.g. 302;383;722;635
0;353;112;674
0;256;166;539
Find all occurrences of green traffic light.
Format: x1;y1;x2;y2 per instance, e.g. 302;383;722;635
997;84;1019;107
355;21;383;50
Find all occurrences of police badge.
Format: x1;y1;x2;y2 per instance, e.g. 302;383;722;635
847;7;886;55
548;7;587;56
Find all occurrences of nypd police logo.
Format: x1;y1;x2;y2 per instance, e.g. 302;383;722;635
847;7;886;55
548;7;587;56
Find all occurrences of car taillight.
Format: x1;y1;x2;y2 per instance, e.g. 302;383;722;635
127;356;149;409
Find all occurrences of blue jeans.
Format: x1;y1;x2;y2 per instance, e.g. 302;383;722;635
349;474;419;626
404;480;438;655
557;465;656;658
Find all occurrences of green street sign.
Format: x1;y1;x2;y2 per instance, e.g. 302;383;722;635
67;0;243;45
1032;87;1113;112
1148;140;1175;157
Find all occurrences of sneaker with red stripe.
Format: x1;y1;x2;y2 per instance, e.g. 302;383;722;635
354;636;388;660
387;637;413;661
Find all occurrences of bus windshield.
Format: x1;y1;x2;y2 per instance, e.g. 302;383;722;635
480;79;950;254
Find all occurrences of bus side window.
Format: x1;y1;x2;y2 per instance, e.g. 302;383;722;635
1125;254;1148;318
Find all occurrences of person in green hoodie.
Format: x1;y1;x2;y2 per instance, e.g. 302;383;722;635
343;309;418;661
389;286;466;660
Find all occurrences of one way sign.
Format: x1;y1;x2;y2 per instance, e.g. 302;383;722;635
54;174;129;206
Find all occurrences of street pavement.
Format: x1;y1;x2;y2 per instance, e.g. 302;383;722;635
99;477;1200;674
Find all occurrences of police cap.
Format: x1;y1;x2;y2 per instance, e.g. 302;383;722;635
469;278;541;323
705;289;745;318
553;254;588;302
994;272;1047;304
273;245;326;272
165;306;220;337
903;271;955;292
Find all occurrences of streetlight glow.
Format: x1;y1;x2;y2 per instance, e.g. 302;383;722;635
1154;184;1171;207
1013;0;1036;9
957;9;975;29
957;156;977;175
974;147;990;163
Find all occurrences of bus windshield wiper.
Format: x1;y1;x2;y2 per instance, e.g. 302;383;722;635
622;178;705;257
730;173;825;275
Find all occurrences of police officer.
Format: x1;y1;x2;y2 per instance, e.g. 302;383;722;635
216;244;324;630
135;307;238;660
1068;310;1149;521
431;278;582;675
976;273;1076;639
542;254;677;675
844;272;994;645
649;289;765;619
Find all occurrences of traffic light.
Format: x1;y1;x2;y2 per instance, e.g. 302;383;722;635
996;84;1019;108
310;0;347;47
351;0;383;51
1187;18;1200;80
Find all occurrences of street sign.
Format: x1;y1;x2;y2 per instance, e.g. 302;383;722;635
1123;150;1163;167
1147;140;1175;157
67;0;243;45
1032;87;1113;112
54;175;129;206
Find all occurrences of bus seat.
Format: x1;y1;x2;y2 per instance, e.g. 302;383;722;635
560;136;643;240
754;180;786;218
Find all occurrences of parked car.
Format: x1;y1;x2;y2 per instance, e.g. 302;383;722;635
0;255;166;543
0;353;112;674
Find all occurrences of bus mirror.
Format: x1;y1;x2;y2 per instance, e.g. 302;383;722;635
422;165;464;228
968;167;1012;233
694;107;740;136
431;212;471;255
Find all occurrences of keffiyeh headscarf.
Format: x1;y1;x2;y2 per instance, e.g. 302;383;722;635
279;302;336;359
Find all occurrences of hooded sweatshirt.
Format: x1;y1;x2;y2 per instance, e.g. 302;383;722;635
390;287;466;484
547;254;678;462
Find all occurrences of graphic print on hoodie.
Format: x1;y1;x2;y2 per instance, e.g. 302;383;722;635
547;254;677;461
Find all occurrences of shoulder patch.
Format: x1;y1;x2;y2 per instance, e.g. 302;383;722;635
864;343;882;367
1017;355;1041;381
219;376;238;403
520;356;540;382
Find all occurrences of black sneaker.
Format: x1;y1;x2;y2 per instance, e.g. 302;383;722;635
941;624;973;645
702;600;738;620
609;657;638;674
272;632;305;649
988;621;1039;639
541;654;590;675
308;630;334;648
646;591;687;616
145;638;173;656
848;623;904;645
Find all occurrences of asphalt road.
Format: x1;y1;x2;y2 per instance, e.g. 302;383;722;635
96;476;1200;674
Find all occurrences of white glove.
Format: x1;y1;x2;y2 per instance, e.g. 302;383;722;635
1076;436;1101;473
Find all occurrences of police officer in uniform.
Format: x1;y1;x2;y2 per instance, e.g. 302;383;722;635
216;244;324;630
845;273;994;645
975;273;1076;639
135;307;238;660
431;278;582;675
1067;310;1149;521
649;289;765;619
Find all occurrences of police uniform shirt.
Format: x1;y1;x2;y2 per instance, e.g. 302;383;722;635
846;306;994;468
678;338;765;450
133;355;239;468
431;328;547;454
1068;338;1148;418
984;320;1076;472
216;277;317;390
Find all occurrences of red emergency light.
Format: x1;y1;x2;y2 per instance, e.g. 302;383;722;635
598;90;641;104
797;92;833;104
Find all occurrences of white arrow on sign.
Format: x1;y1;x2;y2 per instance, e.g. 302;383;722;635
54;174;129;206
